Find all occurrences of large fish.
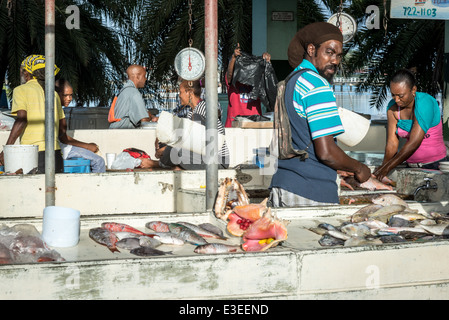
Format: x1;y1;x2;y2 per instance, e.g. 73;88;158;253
198;223;226;239
168;223;208;245
194;243;241;254
101;222;149;237
367;204;406;223
371;194;409;207
351;204;383;223
89;227;120;253
176;221;227;240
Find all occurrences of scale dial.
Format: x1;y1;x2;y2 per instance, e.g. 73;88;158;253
327;12;357;43
174;47;206;81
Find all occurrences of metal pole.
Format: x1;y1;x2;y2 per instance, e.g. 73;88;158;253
204;0;218;211
45;0;56;206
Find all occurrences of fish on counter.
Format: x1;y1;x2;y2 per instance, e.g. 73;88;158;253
176;221;228;240
194;243;241;254
311;193;449;247
116;238;141;250
130;246;172;256
338;171;395;191
168;223;208;246
139;236;162;248
145;221;170;233
89;227;120;253
101;222;150;237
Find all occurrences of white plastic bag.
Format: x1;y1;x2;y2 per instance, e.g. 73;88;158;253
156;111;226;156
110;152;142;170
0;113;15;131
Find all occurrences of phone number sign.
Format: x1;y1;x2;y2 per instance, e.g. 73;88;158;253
391;0;449;19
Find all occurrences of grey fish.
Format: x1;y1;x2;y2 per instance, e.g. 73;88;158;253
367;204;406;223
89;227;119;253
317;223;338;231
168;223;208;245
130;246;171;256
379;235;407;244
139;236;162;248
198;223;226;238
351;204;383;223
388;216;413;228
308;227;327;236
318;234;345;246
194;243;240;254
116;238;141;250
328;230;350;240
344;237;383;247
114;232;143;241
152;232;185;245
372;194;409;207
419;223;449;236
177;221;227;240
341;223;371;237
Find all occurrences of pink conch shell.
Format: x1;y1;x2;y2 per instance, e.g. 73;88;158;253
242;208;289;252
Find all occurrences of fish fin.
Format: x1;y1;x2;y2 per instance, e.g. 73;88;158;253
108;247;120;253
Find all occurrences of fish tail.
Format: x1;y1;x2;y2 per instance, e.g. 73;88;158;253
108;246;120;253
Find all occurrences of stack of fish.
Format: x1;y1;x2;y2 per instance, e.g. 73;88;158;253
89;221;240;256
311;194;449;247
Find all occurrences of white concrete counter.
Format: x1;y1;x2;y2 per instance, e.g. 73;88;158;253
1;201;449;299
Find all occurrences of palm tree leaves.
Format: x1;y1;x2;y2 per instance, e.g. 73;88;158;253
0;0;130;105
344;0;444;109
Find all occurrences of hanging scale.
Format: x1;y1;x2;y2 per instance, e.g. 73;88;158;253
327;1;357;43
174;0;206;81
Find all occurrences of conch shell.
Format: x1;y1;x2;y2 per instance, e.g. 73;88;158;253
242;208;289;252
214;178;249;221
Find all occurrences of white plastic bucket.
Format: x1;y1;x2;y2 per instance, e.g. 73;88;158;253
156;111;225;156
336;107;371;147
42;206;80;247
3;144;38;174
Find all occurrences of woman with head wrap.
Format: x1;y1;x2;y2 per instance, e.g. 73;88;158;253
374;69;448;181
269;22;371;207
0;54;65;173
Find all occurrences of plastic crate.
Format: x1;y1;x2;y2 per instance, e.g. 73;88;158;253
63;158;91;173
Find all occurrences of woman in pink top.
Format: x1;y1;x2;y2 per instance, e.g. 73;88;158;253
374;69;447;181
224;44;270;127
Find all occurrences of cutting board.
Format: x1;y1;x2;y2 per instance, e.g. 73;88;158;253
231;121;273;128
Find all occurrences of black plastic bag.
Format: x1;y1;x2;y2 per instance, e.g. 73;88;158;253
232;51;278;112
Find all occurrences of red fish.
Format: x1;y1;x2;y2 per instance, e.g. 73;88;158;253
101;222;149;237
89;227;120;253
145;221;170;233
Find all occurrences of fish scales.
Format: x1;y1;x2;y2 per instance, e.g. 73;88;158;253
145;221;170;233
194;243;240;254
130;246;171;256
176;221;227;240
89;227;120;253
168;223;208;245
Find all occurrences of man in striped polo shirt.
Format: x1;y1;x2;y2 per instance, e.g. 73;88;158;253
269;22;371;207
